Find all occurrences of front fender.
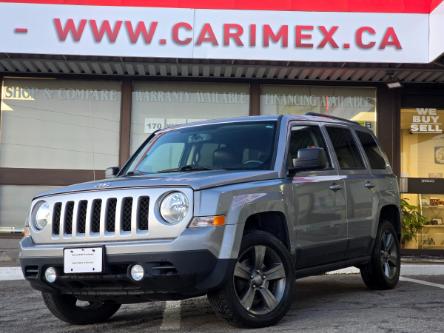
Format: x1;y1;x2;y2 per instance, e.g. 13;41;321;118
195;180;289;259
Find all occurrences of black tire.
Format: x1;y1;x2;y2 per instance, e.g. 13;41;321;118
360;220;401;290
207;231;294;328
42;292;121;325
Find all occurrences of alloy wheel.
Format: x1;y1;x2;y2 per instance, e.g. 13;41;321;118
233;245;287;315
380;230;399;280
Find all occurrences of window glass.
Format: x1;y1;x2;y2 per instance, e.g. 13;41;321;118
401;108;444;179
0;79;121;170
400;108;444;250
0;185;59;231
326;127;365;170
261;85;377;133
131;82;250;153
126;122;277;174
356;131;387;169
288;125;330;168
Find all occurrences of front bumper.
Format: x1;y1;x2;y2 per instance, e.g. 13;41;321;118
19;226;237;302
20;250;234;302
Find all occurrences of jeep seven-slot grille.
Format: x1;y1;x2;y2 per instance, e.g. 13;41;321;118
52;203;62;235
52;196;150;238
138;197;149;230
64;201;74;234
77;200;88;234
106;198;117;232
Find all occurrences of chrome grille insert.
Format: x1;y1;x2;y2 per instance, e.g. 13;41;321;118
91;199;102;234
77;200;88;234
105;198;117;233
121;197;133;232
64;201;74;235
138;196;149;231
51;194;151;239
52;203;62;235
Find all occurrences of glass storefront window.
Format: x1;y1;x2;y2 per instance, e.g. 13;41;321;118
0;185;59;231
0;79;121;170
260;85;377;132
401;108;444;250
130;82;250;152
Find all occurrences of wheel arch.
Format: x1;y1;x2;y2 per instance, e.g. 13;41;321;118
379;204;401;240
243;211;290;250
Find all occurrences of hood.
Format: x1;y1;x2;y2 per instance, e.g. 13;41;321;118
36;170;280;198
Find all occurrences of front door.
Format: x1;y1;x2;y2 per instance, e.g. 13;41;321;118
288;124;347;268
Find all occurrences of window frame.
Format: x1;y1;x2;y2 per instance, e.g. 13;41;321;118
284;121;337;174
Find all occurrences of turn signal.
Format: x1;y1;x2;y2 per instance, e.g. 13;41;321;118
23;227;31;238
188;215;225;228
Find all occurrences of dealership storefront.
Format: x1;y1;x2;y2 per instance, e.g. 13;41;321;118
1;0;444;253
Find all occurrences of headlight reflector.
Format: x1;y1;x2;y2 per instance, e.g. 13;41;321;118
159;192;189;224
31;201;51;231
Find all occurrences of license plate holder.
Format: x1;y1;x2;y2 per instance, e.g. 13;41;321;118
63;247;103;274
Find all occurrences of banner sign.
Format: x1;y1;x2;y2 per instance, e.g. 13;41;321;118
0;2;435;63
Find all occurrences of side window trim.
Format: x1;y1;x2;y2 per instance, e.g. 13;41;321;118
324;124;368;172
285;121;335;172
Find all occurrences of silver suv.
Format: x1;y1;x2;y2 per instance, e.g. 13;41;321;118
20;114;401;328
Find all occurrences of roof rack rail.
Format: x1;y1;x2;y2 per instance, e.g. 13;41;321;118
304;112;360;125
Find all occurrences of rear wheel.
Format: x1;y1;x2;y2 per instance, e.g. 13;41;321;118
360;220;400;290
208;231;294;328
42;292;121;325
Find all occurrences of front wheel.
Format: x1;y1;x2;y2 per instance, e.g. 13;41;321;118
208;231;294;328
42;292;121;325
360;220;401;290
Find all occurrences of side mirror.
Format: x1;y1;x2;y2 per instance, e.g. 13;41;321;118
290;147;328;174
105;167;120;179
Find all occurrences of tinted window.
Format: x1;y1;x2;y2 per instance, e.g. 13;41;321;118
326;127;365;170
288;125;330;168
356;131;387;169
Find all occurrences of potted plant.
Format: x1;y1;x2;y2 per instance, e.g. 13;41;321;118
400;198;427;249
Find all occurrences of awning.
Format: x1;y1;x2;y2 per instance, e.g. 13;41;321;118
2;54;444;84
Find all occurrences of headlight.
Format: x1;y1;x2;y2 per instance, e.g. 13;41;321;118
159;192;189;224
31;201;51;231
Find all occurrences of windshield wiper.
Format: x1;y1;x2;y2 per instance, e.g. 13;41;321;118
157;165;213;173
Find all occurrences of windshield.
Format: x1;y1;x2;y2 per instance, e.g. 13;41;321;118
125;121;278;175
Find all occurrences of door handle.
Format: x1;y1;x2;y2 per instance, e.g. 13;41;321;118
365;181;375;189
329;183;343;192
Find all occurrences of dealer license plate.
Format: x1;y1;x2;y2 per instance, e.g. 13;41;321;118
64;247;103;274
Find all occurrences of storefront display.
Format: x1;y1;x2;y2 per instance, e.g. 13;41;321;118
261;85;377;132
401;108;444;250
0;78;121;230
130;82;250;152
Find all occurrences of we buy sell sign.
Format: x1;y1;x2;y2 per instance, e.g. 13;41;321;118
0;0;443;63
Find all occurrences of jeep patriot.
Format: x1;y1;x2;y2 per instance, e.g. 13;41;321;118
20;113;401;327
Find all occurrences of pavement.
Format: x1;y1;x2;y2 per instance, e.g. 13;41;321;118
2;237;444;332
1;274;444;333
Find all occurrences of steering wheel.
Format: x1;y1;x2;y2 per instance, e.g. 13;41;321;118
242;160;264;168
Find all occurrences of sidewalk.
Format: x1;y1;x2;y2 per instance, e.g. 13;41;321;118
0;236;20;267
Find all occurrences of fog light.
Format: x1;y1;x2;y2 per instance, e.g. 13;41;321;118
130;264;144;281
44;267;57;283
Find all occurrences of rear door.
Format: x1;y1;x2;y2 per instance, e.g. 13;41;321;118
324;126;374;258
288;123;347;268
